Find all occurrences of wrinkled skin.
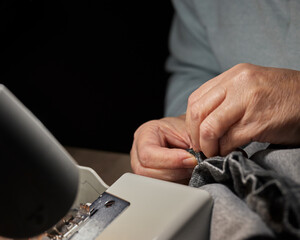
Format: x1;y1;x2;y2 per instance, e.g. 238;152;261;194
130;115;197;182
186;63;300;157
131;63;300;181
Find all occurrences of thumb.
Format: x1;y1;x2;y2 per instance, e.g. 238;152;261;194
137;145;198;169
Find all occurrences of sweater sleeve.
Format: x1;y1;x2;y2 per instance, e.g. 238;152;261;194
164;0;221;117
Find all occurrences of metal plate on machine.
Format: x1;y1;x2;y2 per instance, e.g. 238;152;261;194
45;192;130;240
71;193;129;240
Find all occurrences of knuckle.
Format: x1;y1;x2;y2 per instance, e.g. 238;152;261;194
232;64;261;95
133;124;145;140
235;62;252;69
200;120;218;140
134;120;157;135
130;150;138;174
190;106;200;122
138;147;151;167
132;165;144;176
133;128;139;140
187;92;197;106
132;120;159;145
239;67;254;80
130;161;138;174
235;63;255;75
130;157;144;175
130;159;139;174
134;122;145;133
200;122;216;139
233;63;255;81
189;101;204;123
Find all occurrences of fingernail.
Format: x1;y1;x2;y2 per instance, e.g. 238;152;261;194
182;157;198;167
192;144;200;153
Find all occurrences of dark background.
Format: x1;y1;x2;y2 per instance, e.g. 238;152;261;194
0;0;173;153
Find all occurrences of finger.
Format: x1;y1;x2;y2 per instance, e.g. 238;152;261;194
200;98;245;157
130;139;139;173
136;143;198;169
134;123;197;169
189;64;244;106
185;74;224;150
187;66;240;108
159;122;191;149
137;166;194;182
189;74;224;103
131;144;194;181
186;86;226;152
219;121;257;156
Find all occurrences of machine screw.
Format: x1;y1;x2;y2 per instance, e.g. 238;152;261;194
105;200;115;208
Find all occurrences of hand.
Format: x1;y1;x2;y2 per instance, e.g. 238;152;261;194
130;115;198;182
186;63;300;157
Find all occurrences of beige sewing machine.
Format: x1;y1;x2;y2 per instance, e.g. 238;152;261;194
0;85;212;240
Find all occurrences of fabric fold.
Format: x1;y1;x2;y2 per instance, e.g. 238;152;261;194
189;147;300;239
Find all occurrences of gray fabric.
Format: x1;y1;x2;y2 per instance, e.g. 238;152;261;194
201;184;275;240
251;145;300;185
188;144;300;240
165;0;300;117
243;142;270;158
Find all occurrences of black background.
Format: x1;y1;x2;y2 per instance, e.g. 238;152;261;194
0;0;173;153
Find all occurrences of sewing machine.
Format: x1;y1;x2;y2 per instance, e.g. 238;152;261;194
0;85;212;240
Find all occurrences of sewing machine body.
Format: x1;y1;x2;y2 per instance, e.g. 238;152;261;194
0;84;213;240
74;167;212;240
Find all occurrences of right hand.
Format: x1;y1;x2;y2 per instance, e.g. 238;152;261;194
185;63;300;157
130;115;198;182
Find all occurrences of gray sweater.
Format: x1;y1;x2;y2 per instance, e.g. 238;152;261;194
165;0;300;116
165;1;300;239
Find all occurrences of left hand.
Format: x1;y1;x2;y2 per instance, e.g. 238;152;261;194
130;115;197;182
186;63;300;157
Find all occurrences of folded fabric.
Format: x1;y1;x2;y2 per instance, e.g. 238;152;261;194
188;145;300;240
